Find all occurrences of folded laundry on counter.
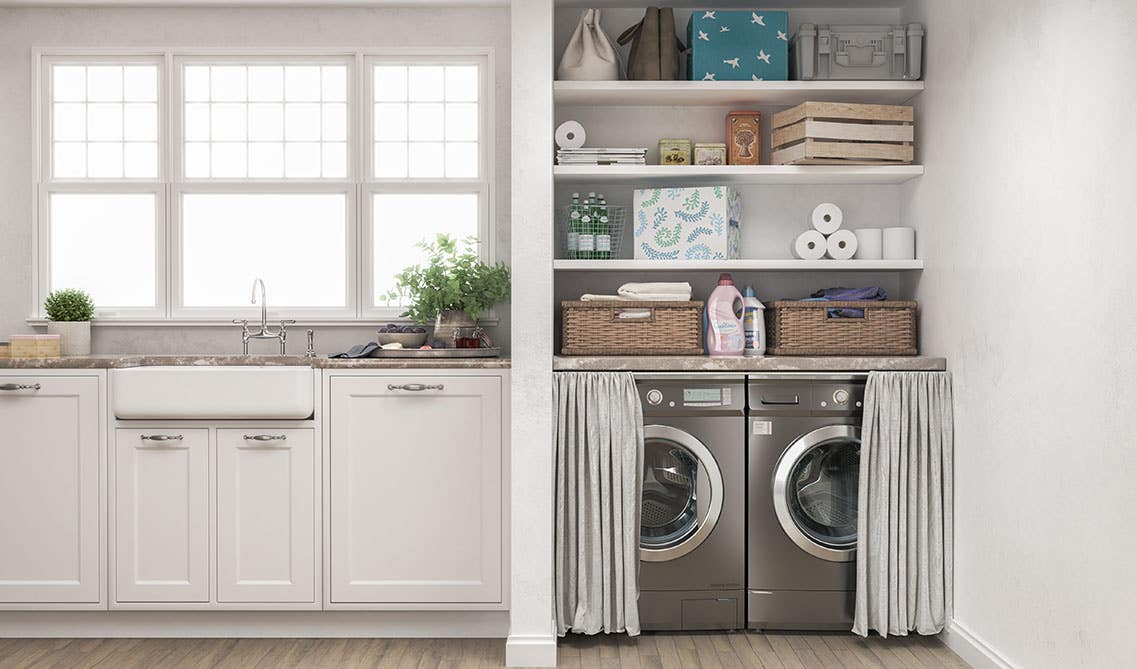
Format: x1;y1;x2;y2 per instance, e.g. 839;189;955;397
580;282;694;302
805;286;887;318
330;342;380;358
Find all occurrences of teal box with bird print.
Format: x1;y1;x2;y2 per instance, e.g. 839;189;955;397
686;9;789;81
633;186;742;260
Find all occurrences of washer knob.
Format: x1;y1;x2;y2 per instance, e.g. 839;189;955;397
646;389;664;406
833;389;850;405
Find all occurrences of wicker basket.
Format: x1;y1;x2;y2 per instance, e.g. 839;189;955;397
561;301;704;356
765;300;917;356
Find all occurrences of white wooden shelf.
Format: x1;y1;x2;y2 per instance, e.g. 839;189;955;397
555;80;924;107
553;259;924;271
553;164;924;185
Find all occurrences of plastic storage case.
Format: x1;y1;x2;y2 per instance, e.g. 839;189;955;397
791;24;923;81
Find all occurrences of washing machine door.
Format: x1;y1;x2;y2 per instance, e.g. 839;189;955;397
772;424;860;563
640;425;724;563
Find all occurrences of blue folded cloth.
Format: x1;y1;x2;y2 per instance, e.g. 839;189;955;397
330;342;380;358
806;286;887;318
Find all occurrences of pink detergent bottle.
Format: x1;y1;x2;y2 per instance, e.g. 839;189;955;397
704;273;745;356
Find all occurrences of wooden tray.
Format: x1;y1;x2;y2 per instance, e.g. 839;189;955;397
368;347;501;359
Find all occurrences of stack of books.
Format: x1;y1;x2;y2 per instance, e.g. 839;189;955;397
556;148;647;166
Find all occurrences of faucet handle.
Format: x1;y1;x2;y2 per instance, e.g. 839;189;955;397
232;318;249;329
279;319;297;328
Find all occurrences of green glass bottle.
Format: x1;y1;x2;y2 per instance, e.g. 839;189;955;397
567;192;581;260
596;195;611;260
578;193;596;260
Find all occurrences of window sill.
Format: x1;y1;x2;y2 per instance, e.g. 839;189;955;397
26;317;500;328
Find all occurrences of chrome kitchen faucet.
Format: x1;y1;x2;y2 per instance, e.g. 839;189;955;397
233;278;295;354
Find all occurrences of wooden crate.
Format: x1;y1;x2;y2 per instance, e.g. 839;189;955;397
771;101;914;165
9;334;61;358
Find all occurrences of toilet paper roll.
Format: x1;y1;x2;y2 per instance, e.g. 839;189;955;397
811;203;844;235
555;120;587;149
793;230;828;260
826;229;859;260
853;228;883;260
883;227;917;260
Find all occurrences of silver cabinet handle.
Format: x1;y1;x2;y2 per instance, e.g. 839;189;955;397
0;383;41;391
387;383;444;392
243;434;287;442
140;434;183;442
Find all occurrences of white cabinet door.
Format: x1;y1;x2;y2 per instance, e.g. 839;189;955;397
217;428;316;603
115;428;209;603
329;376;502;604
0;376;101;604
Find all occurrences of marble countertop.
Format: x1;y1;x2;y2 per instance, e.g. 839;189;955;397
0;354;510;370
553;355;946;372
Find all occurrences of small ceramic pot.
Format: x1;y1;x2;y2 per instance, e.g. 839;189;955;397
46;321;91;356
434;310;476;346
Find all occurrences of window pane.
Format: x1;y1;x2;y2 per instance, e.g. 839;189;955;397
445;103;478;141
445;66;478;102
408;103;443;141
123;66;157;102
50;192;155;307
445;142;478;178
184;66;211;101
248;66;283;102
284;103;321;141
54;103;86;141
322;143;347;178
185;103;211;141
248;103;284;141
375;142;407;178
373;192;477;301
211;142;247;177
211;103;246;141
375;103;407;141
53;66;86;102
408;66;444;102
86;66;122;102
86;103;123;141
284;142;321;178
408;142;444;178
322;66;347;102
124;142;158;178
374;66;407;102
284;66;321;102
53;143;86;178
185;142;210;177
210;66;246;101
322;103;347;141
87;143;123;177
182;193;346;307
124;103;158;141
248;142;284;178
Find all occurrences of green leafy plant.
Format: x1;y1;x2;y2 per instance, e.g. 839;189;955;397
44;288;96;322
383;235;510;324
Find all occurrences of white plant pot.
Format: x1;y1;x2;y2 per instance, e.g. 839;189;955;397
46;321;91;356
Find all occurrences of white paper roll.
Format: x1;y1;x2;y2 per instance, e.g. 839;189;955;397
826;229;859;260
853;228;883;260
793;230;827;260
811;203;844;235
883;227;917;260
555;120;587;149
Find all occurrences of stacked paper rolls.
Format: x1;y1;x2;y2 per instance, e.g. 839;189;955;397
793;230;827;260
811;203;843;235
826;229;858;260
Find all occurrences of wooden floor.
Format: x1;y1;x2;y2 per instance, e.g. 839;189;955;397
0;633;968;668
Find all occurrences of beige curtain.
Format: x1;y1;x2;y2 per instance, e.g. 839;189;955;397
554;372;643;636
854;371;954;637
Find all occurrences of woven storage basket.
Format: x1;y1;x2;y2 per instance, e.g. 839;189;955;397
561;301;704;356
765;300;917;356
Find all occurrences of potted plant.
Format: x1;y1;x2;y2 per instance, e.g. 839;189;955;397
44;288;96;356
384;235;510;343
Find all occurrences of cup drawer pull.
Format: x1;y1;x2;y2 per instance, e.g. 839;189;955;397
0;383;41;391
140;434;183;442
387;383;444;392
243;434;287;442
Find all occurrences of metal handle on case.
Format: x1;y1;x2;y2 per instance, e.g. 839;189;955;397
0;383;41;391
243;434;287;442
140;434;184;442
387;383;444;392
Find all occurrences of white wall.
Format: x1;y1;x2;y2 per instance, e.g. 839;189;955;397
902;1;1137;666
0;5;511;354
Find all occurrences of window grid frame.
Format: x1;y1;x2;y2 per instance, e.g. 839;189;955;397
32;47;495;324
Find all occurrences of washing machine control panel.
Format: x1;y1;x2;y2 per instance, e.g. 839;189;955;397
639;382;742;411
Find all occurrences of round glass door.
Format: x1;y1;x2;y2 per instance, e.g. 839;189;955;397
772;425;861;562
640;425;723;563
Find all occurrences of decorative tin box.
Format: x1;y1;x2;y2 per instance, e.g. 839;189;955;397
687;10;789;81
694;143;727;166
659;138;692;165
727;111;761;165
633;186;741;260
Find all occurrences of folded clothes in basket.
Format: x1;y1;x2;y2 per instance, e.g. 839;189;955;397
580;282;693;302
804;286;887;318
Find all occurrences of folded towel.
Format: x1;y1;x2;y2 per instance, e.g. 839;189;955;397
618;282;693;301
580;294;626;302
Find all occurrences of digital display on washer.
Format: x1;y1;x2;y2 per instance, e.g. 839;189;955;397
683;388;722;404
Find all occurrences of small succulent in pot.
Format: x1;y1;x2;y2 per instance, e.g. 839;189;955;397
44;288;95;356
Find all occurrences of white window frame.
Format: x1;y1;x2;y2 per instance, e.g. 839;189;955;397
31;47;495;325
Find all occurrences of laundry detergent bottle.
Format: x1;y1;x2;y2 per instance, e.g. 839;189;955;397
704;273;745;356
742;286;767;356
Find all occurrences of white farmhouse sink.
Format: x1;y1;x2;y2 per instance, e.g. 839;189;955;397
112;366;314;419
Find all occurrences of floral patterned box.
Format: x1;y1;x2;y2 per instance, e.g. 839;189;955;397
633;186;742;260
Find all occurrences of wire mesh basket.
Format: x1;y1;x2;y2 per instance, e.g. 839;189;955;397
556;205;627;260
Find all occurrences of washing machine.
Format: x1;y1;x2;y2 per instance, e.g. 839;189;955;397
636;375;746;631
747;375;865;630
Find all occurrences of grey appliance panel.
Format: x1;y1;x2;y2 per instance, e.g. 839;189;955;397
639;413;745;592
747;414;857;590
747;589;854;631
639;589;744;631
639;378;746;418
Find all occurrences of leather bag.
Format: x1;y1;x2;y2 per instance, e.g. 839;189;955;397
617;7;682;80
557;8;621;81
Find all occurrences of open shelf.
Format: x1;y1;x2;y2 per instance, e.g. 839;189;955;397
553;164;924;185
554;80;924;107
553;259;924;271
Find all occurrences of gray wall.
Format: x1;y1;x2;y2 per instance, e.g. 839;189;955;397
0;5;511;355
902;1;1137;666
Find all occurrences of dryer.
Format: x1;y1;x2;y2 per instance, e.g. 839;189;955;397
635;375;746;631
747;375;865;631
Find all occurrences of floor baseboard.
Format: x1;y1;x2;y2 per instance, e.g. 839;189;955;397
941;620;1015;669
505;633;557;667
